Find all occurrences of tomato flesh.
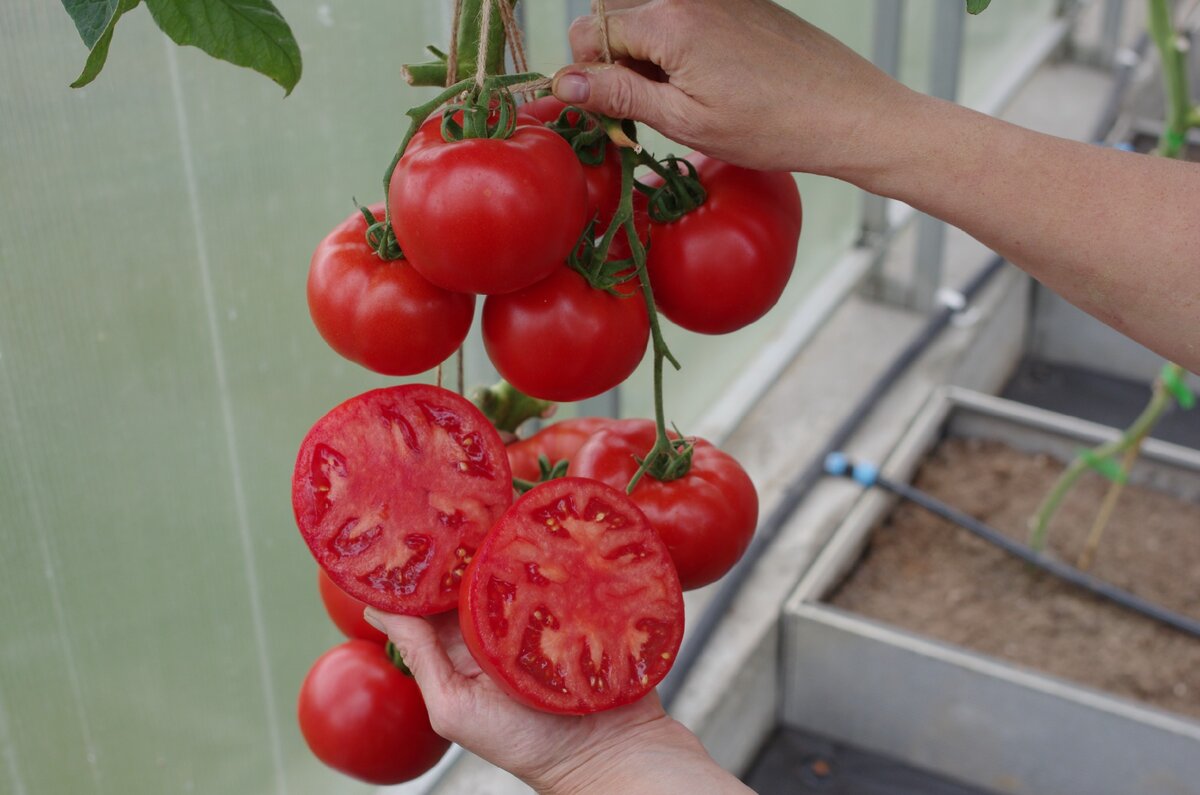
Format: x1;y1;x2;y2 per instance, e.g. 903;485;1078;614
460;478;683;714
293;385;513;615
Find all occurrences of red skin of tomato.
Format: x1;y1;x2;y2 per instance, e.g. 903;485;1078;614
506;417;616;482
520;97;651;261
293;385;513;615
482;266;649;402
569;419;758;590
521;96;623;227
644;154;802;334
459;478;684;715
307;204;475;376
317;567;387;644
389;125;589;295
298;640;450;785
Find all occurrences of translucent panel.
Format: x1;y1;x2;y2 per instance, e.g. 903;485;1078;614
900;0;1059;103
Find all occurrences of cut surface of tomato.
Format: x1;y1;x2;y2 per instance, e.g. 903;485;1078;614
293;385;513;615
459;478;684;714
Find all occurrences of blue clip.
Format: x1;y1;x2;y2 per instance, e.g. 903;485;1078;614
852;461;879;487
824;452;850;476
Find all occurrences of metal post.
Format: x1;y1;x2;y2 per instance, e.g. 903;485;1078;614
861;0;907;247
1099;0;1128;68
911;0;966;313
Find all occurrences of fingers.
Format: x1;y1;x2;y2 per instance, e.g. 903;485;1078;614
591;0;647;12
364;609;454;695
552;63;688;134
568;9;660;65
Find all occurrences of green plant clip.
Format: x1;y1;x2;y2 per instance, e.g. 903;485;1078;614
1161;364;1196;409
1164;128;1187;153
1078;449;1128;484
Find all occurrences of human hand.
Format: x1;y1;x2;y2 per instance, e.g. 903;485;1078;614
364;609;708;794
552;0;918;179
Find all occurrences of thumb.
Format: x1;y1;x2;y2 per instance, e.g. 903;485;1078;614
363;609;454;696
552;64;682;133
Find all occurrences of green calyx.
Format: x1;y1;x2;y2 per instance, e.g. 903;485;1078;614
357;203;403;261
637;153;707;224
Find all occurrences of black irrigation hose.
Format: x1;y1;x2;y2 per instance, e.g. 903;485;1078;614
659;254;1010;707
823;457;1200;641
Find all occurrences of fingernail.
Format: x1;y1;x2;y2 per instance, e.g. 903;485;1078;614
362;608;387;633
555;73;590;104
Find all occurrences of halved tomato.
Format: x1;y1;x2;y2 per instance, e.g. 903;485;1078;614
293;385;513;615
459;478;684;714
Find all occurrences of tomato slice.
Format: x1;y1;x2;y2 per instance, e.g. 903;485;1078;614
293;385;514;615
459;478;684;714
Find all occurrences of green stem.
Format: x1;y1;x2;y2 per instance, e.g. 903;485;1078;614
1148;0;1190;158
1028;375;1174;550
402;0;513;87
472;379;555;433
616;147;689;492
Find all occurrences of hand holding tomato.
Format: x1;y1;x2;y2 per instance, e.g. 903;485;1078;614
366;611;753;794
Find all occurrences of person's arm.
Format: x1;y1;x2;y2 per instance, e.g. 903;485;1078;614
365;610;754;794
552;0;1200;374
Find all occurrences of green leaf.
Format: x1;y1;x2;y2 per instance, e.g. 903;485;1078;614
966;0;992;13
68;0;139;89
143;0;302;95
61;0;120;48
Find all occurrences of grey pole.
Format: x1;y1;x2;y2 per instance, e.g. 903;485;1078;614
911;0;966;313
861;0;907;247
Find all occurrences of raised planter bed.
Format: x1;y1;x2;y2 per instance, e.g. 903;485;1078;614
781;387;1200;795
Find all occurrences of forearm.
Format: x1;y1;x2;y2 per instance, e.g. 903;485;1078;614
851;92;1200;374
537;717;754;795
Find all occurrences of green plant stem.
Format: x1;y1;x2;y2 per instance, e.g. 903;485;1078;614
616;147;690;492
1028;373;1175;551
1148;0;1191;157
403;0;513;87
472;379;554;433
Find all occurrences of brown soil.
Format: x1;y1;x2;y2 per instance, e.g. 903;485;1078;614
829;437;1200;721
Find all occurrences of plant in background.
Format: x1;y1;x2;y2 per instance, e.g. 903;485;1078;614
1028;0;1197;567
59;0;301;93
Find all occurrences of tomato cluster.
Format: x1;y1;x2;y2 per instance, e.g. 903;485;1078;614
307;96;801;402
294;81;801;783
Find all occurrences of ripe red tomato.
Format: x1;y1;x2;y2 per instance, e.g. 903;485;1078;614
520;97;649;261
506;417;616;482
482;266;649;402
644;154;802;334
389;125;589;295
298;640;449;785
293;384;513;615
307;204;475;376
317;567;387;644
569;419;758;590
459;478;684;714
520;96;623;227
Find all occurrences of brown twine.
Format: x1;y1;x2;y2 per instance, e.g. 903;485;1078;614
447;0;463;86
474;0;495;88
456;347;465;396
506;76;552;96
496;1;529;75
596;0;613;64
